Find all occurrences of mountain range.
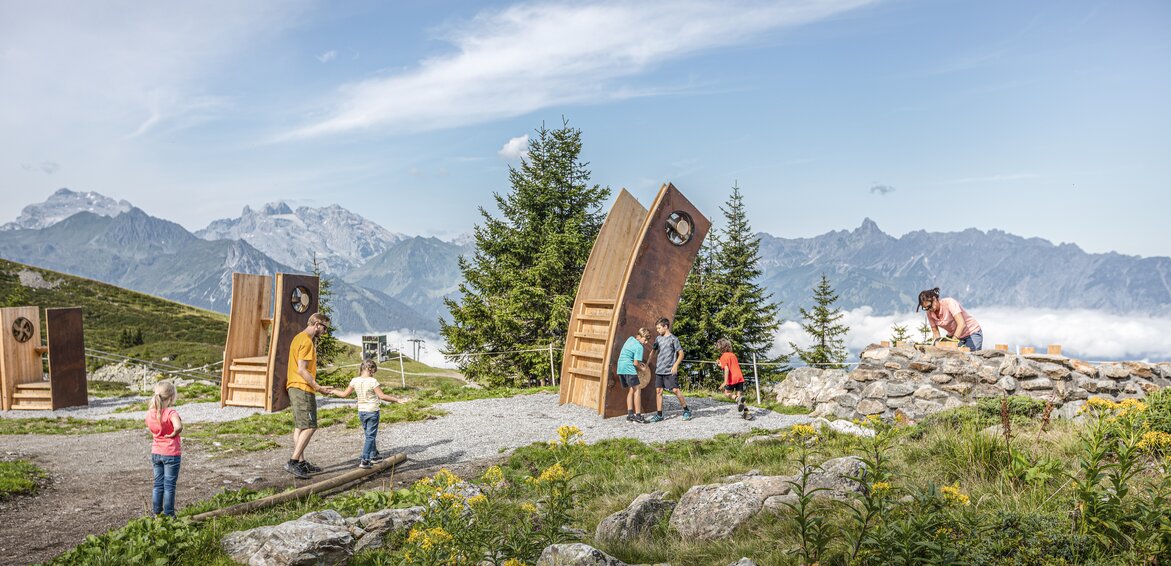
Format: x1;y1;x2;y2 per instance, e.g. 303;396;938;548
2;188;1169;335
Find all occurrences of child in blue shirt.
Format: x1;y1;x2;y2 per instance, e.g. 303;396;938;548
615;327;652;423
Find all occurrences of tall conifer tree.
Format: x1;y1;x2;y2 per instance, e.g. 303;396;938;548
791;274;849;368
674;237;720;387
441;120;610;387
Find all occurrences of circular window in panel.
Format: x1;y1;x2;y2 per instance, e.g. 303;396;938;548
291;286;313;313
665;211;694;246
11;316;34;343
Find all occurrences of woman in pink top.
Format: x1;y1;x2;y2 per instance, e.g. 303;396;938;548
918;287;983;352
145;380;183;517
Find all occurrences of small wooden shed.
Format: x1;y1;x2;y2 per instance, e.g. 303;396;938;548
0;306;87;411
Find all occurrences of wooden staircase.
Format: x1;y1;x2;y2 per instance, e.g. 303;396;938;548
11;381;52;410
223;356;269;407
562;299;615;409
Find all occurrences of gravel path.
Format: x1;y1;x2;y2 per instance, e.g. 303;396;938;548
1;392;810;564
0;396;354;423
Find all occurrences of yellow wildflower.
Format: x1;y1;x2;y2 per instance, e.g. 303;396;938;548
557;424;583;445
433;468;461;487
467;494;488;507
1116;398;1147;417
503;559;525;566
481;465;505;486
789;424;817;438
520;502;537;514
940;483;970;506
536;462;569;483
871;481;891;494
438;492;460;503
1138;431;1171;453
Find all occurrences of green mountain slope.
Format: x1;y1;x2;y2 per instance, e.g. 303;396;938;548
0;258;228;368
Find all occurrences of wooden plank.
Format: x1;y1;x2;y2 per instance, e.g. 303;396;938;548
571;350;605;360
994;344;1009;351
567;367;603;378
1020;346;1036;355
602;184;711;418
267;273;319;412
1047;344;1062;355
221;273;274;408
0;306;42;412
46;307;87;410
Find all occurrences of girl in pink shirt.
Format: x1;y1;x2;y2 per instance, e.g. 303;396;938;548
918;287;983;352
145;380;183;517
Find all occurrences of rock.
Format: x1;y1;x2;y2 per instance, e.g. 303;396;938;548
728;558;759;566
885;383;916;397
913;399;944;414
821;419;877;438
803;456;867;498
855;399;886;415
1100;363;1130;379
1014;361;1040;379
773;368;849;414
893;369;919;382
999;356;1020;376
861;382;887;399
1071;359;1099;378
835;393;860;408
761;493;800;513
977;365;1000;383
850;369;890;382
1123;361;1155;379
941;359;971;375
595;492;676;544
537;543;627;566
908;361;936;372
997;376;1017;392
861;347;891;361
913;385;947;401
742;475;795;499
1155;363;1171;380
670;482;762;539
887;395;912;409
1054;400;1085;421
972;384;1002;398
929;373;953;384
942;383;973;396
1018;378;1054;391
1039;363;1070;380
884;361;903;370
722;470;762;482
299;510;345;526
222;520;354;566
353;506;424;552
1142;382;1161;394
745;435;779;446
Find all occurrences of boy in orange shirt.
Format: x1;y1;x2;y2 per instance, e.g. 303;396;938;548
717;338;750;420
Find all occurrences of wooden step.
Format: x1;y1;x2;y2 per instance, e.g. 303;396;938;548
14;389;52;400
226;383;267;392
229;364;270;373
571;350;605;360
567;367;602;378
15;382;50;390
575;314;612;323
572;331;609;341
10;400;52;410
233;356;269;365
581;298;616;307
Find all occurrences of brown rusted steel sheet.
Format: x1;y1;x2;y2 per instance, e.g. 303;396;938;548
266;273;319;412
46;307;87;410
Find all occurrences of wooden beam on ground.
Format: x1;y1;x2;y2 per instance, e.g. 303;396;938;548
189;453;406;522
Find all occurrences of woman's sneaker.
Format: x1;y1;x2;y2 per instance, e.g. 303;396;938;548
682;407;693;421
358;460;372;469
647;414;663;423
370;452;385;464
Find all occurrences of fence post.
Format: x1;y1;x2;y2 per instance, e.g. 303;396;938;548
752;353;761;405
548;343;557;387
398;351;406;388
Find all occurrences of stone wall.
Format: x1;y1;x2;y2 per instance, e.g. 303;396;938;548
773;344;1171;422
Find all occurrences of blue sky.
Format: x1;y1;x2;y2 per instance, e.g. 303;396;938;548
2;0;1169;256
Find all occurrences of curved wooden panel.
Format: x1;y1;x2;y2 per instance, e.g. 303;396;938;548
267;273;319;412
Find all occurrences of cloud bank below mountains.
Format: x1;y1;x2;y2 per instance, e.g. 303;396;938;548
779;307;1171;362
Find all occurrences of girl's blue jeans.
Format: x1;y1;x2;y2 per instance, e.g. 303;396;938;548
359;411;380;460
151;453;181;517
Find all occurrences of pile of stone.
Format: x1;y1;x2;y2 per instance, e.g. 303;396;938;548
222;507;424;565
773;345;1171;422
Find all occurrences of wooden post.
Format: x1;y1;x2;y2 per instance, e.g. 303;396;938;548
880;341;890;348
548;343;556;387
994;344;1009;351
752;353;761;405
398;351;406;388
1021;346;1036;355
1047;344;1062;356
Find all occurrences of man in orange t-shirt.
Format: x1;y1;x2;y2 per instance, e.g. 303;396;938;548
717;338;751;420
284;312;335;479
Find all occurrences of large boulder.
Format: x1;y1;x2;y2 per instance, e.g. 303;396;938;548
222;519;354;566
803;456;867;498
669;482;763;540
594;492;675;544
353;506;425;552
536;543;627;566
772;368;849;415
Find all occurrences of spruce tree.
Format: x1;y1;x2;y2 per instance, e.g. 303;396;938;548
311;255;344;383
674;237;720;388
917;321;932;343
441;120;610;387
791;274;849;368
890;324;911;345
709;184;785;381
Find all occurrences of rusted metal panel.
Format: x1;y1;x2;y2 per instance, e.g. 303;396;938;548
46;307;87;410
266;273;319;412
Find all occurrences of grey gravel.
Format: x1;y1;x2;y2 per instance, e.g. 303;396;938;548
0;396;354;423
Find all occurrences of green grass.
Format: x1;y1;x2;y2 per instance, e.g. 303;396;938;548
87;381;139;398
0;417;142;435
0;460;47;498
113;381;222;413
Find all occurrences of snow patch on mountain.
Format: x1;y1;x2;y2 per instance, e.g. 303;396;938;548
2;188;133;231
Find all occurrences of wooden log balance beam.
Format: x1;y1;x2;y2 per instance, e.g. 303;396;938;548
190;452;406;522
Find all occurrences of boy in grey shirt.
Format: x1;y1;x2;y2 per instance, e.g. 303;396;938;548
648;317;691;422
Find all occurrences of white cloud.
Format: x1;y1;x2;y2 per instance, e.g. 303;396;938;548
317;50;338;63
775;307;1171;362
498;134;529;160
283;0;874;138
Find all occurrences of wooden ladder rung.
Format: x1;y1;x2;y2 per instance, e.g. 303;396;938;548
572;332;608;341
581;298;616;307
575;314;612;322
14;390;52;400
233;356;270;364
15;382;51;389
229;364;270;373
567;367;602;378
571;350;604;360
226;383;267;392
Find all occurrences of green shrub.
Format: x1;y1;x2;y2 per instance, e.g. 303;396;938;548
1145;387;1171;435
978;395;1045;420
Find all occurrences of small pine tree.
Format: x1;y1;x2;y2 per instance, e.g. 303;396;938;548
790;274;849;368
917;321;932;343
890;324;910;345
311;254;344;376
674;237;720;388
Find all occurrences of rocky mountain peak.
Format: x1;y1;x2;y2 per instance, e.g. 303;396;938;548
2;187;133;231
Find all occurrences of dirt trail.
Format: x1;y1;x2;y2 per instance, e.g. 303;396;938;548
0;425;483;566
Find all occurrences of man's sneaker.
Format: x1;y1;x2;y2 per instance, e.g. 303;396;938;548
632;414;648;424
299;460;322;474
626;414;638;422
737;399;746;413
682;407;693;421
358;460;373;469
284;460;309;479
647;414;663;423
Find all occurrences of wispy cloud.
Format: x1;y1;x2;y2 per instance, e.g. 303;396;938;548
21;161;60;174
317;50;338;63
498;134;529;160
777;307;1171;362
944;173;1040;185
283;0;874;139
869;183;895;195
